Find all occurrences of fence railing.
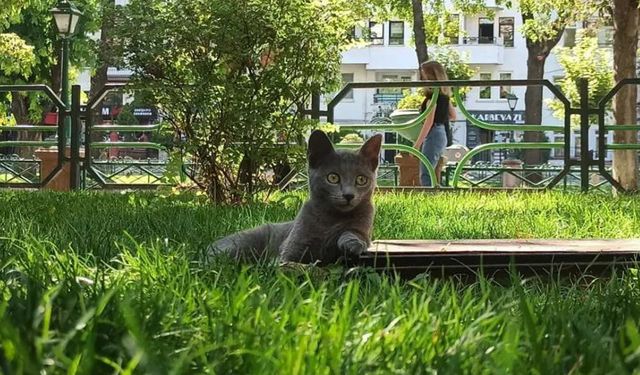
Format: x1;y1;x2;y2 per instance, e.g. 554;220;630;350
1;78;639;192
0;85;68;188
596;78;640;191
303;78;638;192
82;84;175;189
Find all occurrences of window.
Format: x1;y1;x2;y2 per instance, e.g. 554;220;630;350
563;28;576;47
368;21;384;45
499;73;512;99
341;73;354;100
389;21;404;45
445;14;460;44
479;73;492;99
498;17;514;47
597;26;614;46
478;17;494;44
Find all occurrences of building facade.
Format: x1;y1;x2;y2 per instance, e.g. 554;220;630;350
77;1;618;165
328;5;616;164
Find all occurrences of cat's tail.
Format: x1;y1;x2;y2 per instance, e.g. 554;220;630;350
206;221;294;263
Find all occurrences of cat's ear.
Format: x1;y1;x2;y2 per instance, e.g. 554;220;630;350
359;134;382;171
308;130;336;169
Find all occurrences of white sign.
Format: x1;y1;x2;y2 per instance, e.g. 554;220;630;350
470;112;524;124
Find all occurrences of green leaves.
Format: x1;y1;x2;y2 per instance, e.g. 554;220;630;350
519;0;598;43
547;31;614;127
0;0;101;86
0;33;35;77
431;46;475;80
114;0;361;202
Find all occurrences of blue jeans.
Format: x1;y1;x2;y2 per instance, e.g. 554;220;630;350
419;123;447;187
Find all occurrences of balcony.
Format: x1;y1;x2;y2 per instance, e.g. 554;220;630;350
451;36;504;65
107;67;134;82
342;45;418;70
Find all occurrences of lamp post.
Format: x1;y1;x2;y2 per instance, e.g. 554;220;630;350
507;93;518;112
506;93;519;160
50;0;83;143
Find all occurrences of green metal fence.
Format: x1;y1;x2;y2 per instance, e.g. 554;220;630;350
81;83;190;189
1;78;638;193
302;77;638;193
0;85;67;188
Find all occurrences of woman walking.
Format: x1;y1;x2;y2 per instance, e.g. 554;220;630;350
414;61;456;187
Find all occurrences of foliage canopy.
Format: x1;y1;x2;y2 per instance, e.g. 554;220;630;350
114;0;361;202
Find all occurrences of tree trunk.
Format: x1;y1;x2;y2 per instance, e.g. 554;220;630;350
612;0;639;192
90;0;116;157
522;12;564;182
11;93;41;158
523;46;546;169
411;0;429;65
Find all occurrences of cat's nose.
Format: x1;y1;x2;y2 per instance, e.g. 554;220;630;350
343;193;354;202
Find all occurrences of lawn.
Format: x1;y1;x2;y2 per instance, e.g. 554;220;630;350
2;190;640;373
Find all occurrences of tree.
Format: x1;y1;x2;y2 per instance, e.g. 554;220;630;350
1;0;100;155
90;0;115;125
0;33;36;78
547;31;614;127
0;33;36;126
611;0;638;191
114;0;358;203
430;47;476;81
516;0;596;171
1;0;100;93
411;0;429;64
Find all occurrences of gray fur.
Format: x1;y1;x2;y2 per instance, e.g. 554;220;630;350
207;130;382;265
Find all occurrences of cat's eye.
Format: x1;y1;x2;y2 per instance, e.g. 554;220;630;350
327;173;340;184
355;175;368;186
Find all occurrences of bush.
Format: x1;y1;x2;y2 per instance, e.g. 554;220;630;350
397;90;426;110
115;0;358;203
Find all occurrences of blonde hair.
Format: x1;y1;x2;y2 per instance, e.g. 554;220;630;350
420;60;451;97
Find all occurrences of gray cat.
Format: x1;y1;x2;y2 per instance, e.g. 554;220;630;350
207;130;382;265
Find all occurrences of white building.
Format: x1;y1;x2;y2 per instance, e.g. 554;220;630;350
328;5;617;164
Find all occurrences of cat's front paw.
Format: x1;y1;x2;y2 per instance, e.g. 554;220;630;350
338;234;368;258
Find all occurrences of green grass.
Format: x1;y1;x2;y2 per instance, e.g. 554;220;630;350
2;190;640;374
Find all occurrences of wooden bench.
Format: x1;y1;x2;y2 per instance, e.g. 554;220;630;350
360;239;640;278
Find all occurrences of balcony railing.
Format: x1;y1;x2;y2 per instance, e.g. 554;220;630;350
462;36;503;45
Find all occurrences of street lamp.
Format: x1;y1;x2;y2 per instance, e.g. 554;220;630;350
50;0;83;143
506;93;518;112
506;93;519;160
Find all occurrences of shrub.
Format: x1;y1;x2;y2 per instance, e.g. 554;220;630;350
115;0;358;202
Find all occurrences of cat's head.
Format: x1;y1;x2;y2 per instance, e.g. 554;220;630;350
307;130;382;212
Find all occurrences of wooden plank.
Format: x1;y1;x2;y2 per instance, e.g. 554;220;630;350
359;239;640;278
367;239;640;254
374;187;543;194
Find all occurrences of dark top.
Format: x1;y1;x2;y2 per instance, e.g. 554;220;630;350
420;93;452;146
